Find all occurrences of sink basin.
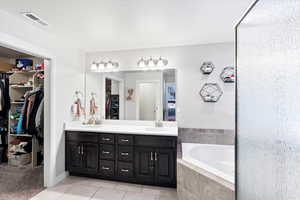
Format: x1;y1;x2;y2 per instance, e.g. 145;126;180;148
81;124;103;128
144;127;169;132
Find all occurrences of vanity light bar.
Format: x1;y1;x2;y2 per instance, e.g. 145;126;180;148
137;57;168;68
90;60;119;71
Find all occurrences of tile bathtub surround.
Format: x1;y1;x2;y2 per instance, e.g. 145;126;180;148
178;128;235;145
177;160;235;200
31;176;178;200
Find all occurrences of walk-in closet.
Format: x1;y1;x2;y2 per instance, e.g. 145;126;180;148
0;46;45;198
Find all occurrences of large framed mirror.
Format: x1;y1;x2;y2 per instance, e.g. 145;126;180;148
85;68;176;122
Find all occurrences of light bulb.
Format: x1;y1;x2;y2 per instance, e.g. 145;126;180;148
157;57;164;67
90;62;98;71
138;58;146;67
99;61;106;70
107;61;113;69
148;57;155;67
113;62;119;69
163;59;168;66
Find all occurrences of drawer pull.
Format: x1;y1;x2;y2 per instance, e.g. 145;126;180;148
102;151;111;154
121;152;129;156
102;138;111;141
102;166;110;170
121;169;129;172
121;139;129;142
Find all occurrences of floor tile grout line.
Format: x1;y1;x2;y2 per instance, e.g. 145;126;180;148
121;191;130;200
89;185;103;200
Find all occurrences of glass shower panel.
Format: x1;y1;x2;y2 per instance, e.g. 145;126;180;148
236;0;300;199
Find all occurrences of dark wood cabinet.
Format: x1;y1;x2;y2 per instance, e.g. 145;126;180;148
82;143;99;173
135;147;155;184
66;142;99;174
66;131;177;187
155;148;176;185
135;147;176;186
67;142;82;172
99;160;115;177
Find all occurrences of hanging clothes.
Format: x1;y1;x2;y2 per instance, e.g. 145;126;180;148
35;98;44;138
0;77;10;156
0;78;10;117
17;88;44;135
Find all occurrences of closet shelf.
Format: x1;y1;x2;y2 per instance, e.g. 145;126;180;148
11;102;25;104
7;66;44;169
9;134;32;137
7;70;44;74
10;85;33;89
10;118;20;120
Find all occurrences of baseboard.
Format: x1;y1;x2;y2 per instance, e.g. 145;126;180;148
53;171;69;186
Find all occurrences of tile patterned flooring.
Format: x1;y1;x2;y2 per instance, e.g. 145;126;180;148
31;176;178;200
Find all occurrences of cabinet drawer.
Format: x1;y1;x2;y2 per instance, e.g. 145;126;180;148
117;135;133;145
100;144;115;160
99;160;115;177
118;162;133;178
118;146;133;162
66;132;98;143
100;134;115;144
135;136;177;148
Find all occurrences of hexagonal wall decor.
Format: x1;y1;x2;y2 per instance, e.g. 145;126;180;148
199;83;223;102
220;66;235;83
200;61;214;74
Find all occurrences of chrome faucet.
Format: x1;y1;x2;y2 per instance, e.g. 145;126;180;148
155;120;163;127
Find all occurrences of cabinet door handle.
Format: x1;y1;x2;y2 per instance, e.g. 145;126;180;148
102;138;111;141
121;169;129;172
121;139;129;142
150;152;153;161
102;151;110;154
102;166;110;170
81;145;84;155
154;152;157;161
78;146;81;154
121;152;129;156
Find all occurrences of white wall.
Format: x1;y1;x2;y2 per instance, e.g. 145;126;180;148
0;10;85;186
86;43;235;130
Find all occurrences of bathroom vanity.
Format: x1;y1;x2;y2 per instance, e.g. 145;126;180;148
66;66;178;187
65;125;177;187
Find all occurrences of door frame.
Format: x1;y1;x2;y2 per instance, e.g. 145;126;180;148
135;79;162;121
0;32;54;187
101;74;125;120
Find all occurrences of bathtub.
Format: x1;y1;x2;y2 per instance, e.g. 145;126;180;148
177;143;235;200
182;143;235;184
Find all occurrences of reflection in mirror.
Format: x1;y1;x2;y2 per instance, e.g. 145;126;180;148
85;69;176;121
105;78;120;120
163;69;176;121
137;81;161;121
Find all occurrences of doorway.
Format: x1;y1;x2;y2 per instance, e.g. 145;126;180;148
0;38;52;200
136;80;162;121
103;75;125;120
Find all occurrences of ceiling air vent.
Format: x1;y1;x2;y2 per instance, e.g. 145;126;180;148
22;12;49;26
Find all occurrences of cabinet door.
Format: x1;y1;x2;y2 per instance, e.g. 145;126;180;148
67;142;83;171
82;143;99;173
135;147;155;184
155;149;176;185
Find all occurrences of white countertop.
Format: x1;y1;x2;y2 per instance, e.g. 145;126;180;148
64;123;178;137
